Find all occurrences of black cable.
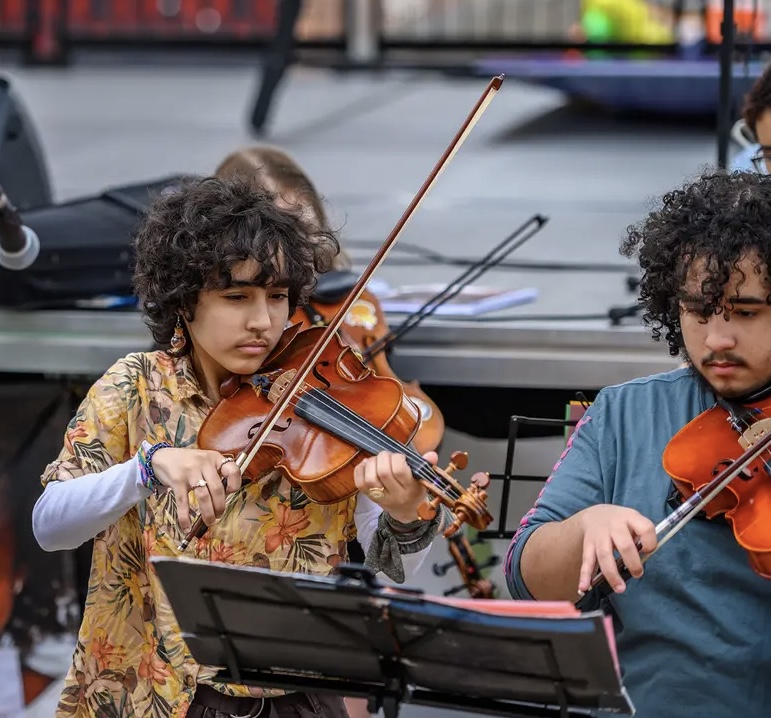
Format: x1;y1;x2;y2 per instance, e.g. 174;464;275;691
345;239;635;273
364;214;548;360
384;312;611;322
383;305;643;324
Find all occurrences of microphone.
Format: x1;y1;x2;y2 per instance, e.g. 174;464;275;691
0;185;39;271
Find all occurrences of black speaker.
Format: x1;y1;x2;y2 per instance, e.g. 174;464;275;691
0;75;53;210
0;176;187;309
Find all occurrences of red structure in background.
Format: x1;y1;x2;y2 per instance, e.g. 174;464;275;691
0;0;278;64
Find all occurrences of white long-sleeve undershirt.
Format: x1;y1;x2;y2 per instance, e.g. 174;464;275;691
32;455;431;581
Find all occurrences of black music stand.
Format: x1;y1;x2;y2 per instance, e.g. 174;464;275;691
152;557;633;718
478;414;580;541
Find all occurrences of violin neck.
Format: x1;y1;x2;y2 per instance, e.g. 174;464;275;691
294;387;432;479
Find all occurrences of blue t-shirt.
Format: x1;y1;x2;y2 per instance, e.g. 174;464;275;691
505;368;771;717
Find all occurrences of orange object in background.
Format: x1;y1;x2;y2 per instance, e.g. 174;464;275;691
7;0;276;38
706;0;767;43
0;0;26;32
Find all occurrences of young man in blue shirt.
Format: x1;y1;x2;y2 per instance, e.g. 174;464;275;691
506;170;771;717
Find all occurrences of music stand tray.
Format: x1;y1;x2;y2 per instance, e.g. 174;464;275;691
152;557;634;718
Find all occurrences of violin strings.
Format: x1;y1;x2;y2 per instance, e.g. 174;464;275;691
254;379;466;503
299;388;466;502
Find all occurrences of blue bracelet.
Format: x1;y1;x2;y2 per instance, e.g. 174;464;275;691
138;441;172;496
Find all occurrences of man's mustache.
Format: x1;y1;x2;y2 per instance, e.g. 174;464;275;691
702;353;745;366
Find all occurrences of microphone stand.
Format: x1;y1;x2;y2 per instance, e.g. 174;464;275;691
361;214;549;364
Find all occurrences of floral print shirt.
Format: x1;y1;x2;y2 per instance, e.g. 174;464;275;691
41;351;358;718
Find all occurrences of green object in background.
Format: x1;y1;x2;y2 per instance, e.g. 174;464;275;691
582;8;613;42
580;0;675;53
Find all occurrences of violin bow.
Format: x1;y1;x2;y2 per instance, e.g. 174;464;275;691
178;74;503;550
233;75;504;474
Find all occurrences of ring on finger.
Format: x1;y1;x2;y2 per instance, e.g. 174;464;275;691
195;479;207;489
368;486;385;500
218;457;236;473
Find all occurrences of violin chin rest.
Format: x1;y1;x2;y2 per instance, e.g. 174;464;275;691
220;374;243;399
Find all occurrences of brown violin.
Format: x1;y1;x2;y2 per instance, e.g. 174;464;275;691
187;323;492;545
444;532;498;599
576;395;771;608
179;74;504;551
292;288;445;455
432;527;500;596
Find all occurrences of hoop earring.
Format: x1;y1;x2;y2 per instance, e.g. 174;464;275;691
169;315;187;355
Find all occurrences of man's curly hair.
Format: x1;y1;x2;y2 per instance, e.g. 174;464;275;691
620;170;771;357
133;175;339;351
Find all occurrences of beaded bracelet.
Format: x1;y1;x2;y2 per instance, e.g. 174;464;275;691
138;441;172;496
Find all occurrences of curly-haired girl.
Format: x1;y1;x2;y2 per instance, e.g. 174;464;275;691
32;175;441;718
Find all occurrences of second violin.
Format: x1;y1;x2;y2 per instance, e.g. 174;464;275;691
577;396;771;608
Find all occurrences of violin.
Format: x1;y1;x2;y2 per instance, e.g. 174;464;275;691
576;395;771;608
179;75;505;551
432;523;500;596
292;288;445;455
430;451;499;599
442;532;499;598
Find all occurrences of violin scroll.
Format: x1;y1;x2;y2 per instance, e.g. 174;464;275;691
415;451;492;536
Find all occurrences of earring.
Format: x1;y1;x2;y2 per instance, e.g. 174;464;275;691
169;315;187;355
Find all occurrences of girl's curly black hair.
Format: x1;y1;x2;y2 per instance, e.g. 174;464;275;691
133;175;340;352
620;170;771;357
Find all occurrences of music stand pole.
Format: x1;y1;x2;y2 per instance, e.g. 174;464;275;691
717;0;736;169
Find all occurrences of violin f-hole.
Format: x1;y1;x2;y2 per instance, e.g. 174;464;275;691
247;418;292;438
311;361;331;390
713;459;754;481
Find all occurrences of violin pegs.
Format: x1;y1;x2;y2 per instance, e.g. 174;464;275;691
417;496;442;521
445;451;469;475
470;471;490;490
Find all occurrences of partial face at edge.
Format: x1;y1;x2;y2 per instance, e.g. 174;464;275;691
754;108;771;174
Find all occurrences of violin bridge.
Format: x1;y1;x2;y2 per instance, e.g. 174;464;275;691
739;418;771;450
267;369;298;404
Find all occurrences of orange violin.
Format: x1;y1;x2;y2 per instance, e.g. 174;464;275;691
663;396;771;577
291;288;445;455
577;394;771;607
443;532;498;599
